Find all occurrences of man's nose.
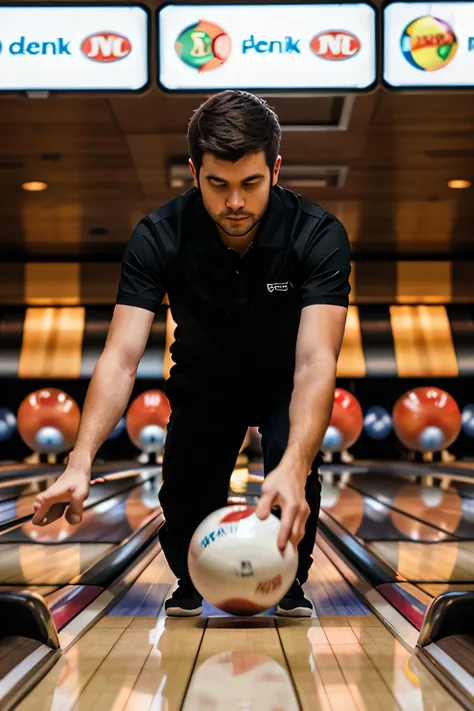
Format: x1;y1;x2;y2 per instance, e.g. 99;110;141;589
226;191;245;211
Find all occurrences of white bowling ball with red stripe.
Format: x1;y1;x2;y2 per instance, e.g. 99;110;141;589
188;505;298;616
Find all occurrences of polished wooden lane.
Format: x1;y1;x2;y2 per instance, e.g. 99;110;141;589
367;541;474;583
0;543;112;585
347;476;466;539
183;619;299;710
278;614;464;711
16;552;204;711
16;546;466;711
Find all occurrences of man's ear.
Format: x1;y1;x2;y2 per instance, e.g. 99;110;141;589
272;155;282;186
189;159;199;188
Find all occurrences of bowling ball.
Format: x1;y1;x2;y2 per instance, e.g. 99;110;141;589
126;390;171;453
0;408;16;442
322;388;363;452
363;406;393;441
188;505;298;616
17;388;81;454
107;416;126;441
461;404;474;438
393;387;461;453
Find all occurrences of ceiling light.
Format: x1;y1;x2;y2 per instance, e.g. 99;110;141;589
22;181;48;192
447;179;471;189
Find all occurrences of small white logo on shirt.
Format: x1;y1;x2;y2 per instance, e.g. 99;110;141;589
267;281;292;293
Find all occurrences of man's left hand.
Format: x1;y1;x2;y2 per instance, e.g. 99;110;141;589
255;463;310;553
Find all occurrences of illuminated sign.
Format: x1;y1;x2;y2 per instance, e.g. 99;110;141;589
383;1;474;89
0;4;149;91
157;3;377;92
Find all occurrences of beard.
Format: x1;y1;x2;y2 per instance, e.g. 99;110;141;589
211;212;263;237
203;184;272;238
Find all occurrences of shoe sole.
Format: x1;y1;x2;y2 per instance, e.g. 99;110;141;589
275;605;313;618
165;605;203;617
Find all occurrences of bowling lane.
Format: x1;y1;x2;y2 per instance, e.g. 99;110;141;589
325;470;474;584
319;471;474;581
0;459;156;483
0;541;112;585
317;468;474;642
15;551;199;710
366;540;474;583
277;616;465;711
17;545;464;711
0;472;161;601
184;619;299;710
320;475;456;543
346;472;474;540
245;465;456;544
0;473;160;543
0;466;159;532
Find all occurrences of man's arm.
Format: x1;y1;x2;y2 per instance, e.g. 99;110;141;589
256;213;350;551
32;305;155;526
280;303;347;477
256;305;347;550
33;218;166;526
69;304;155;470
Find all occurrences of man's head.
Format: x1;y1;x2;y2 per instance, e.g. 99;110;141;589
187;90;281;238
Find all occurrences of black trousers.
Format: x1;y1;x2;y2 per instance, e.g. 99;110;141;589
158;381;322;584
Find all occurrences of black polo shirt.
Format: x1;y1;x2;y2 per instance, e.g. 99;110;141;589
116;185;351;390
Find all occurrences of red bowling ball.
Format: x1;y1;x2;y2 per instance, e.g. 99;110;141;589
392;387;461;453
322;388;363;452
126;389;171;453
17;388;81;454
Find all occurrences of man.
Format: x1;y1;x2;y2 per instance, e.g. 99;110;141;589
32;90;350;618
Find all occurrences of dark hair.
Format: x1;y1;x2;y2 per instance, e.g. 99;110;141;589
187;90;281;175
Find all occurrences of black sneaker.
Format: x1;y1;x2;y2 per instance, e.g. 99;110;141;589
165;579;203;617
276;579;313;618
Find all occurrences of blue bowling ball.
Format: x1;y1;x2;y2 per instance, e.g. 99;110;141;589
363;406;393;441
108;416;126;441
0;408;16;443
462;404;474;438
322;426;343;452
35;426;65;454
419;426;445;452
139;424;166;453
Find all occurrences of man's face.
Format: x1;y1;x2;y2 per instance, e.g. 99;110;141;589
189;151;281;238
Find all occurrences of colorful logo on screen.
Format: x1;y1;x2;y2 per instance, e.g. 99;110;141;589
176;20;231;71
311;31;361;60
81;33;132;62
400;16;457;71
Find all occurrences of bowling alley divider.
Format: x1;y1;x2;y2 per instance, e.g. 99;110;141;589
1;259;472;307
1;303;474;380
0;303;471;381
1;2;474;93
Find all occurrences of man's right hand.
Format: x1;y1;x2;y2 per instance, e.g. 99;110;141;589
31;467;92;527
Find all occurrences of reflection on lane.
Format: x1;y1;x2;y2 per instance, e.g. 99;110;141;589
276;615;463;711
320;475;455;542
183;651;299;711
0;542;111;585
320;470;474;586
0;467;160;530
347;473;474;539
0;476;161;544
366;540;474;583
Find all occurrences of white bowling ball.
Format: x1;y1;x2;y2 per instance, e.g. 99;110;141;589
188;505;298;616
